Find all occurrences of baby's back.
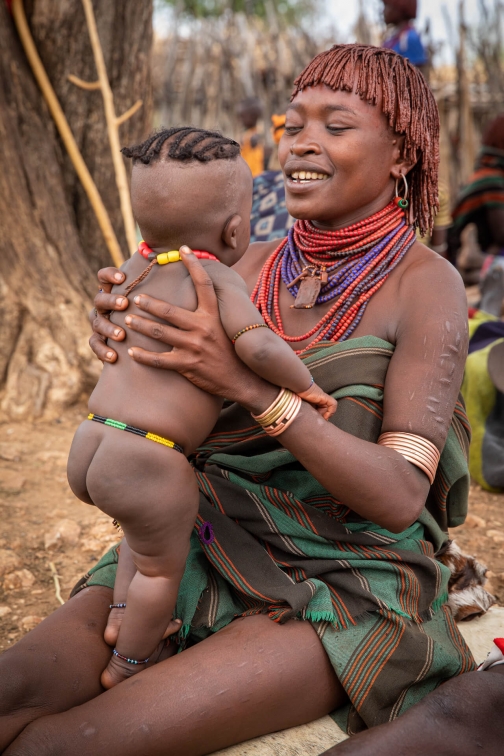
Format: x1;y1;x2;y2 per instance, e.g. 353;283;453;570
89;254;222;454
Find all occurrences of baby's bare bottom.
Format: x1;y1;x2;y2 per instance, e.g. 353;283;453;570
67;423;199;687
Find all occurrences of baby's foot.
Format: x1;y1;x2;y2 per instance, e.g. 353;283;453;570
101;651;149;689
104;607;182;646
298;383;337;420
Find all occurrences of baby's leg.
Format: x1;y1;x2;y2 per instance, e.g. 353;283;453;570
103;538;136;646
104;538;182;646
84;432;199;689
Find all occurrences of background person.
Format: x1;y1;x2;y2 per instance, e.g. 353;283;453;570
382;0;428;69
237;96;267;177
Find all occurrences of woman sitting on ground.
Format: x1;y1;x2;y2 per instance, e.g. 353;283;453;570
0;44;474;755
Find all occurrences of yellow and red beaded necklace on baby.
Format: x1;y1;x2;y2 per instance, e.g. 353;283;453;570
251;199;415;354
125;242;218;295
137;241;218;264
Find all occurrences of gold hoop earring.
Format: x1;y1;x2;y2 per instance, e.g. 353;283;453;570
395;174;409;208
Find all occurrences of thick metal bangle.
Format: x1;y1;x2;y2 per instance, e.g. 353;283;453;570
260;392;294;427
377;432;440;485
263;393;302;436
252;388;289;425
252;388;302;436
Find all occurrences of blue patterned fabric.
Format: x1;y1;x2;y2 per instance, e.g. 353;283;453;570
250;170;293;243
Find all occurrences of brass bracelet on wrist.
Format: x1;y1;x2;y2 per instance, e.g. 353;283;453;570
377;432;440;485
252;387;302;437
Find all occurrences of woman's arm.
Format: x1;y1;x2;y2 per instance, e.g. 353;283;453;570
274;254;468;533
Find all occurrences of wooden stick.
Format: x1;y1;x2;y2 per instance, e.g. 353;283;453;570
81;0;139;256
116;99;143;127
68;74;100;90
48;562;65;606
11;0;125;269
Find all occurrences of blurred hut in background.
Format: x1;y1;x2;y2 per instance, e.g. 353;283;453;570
151;0;333;147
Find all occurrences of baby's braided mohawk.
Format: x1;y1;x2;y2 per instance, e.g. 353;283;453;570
122;127;240;165
292;44;439;235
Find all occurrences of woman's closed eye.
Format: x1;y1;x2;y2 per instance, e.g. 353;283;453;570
326;125;354;134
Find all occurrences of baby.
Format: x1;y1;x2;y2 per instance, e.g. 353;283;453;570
67;127;336;688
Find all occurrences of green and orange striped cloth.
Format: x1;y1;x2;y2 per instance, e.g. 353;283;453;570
452;147;504;250
73;336;475;733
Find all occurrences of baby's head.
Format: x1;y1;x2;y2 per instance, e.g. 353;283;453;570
122;128;253;266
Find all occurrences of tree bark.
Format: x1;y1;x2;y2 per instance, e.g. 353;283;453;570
0;0;152;421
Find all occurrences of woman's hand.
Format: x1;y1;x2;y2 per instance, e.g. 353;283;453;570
89;267;129;363
124;248;277;412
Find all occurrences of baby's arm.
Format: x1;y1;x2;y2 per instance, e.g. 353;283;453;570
206;263;336;419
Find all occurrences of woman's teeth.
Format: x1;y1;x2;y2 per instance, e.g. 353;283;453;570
290;171;329;183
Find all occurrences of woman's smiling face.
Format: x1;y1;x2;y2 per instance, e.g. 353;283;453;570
279;84;410;230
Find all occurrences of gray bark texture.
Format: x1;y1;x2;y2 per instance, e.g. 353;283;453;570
0;0;152;421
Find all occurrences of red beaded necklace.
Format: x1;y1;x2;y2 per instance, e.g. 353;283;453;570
125;242;219;295
251;200;415;354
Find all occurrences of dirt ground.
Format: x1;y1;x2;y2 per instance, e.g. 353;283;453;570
0;409;503;653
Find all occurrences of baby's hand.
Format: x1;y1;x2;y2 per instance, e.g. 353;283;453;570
298;383;337;421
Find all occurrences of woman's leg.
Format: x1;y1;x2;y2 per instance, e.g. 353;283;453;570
0;586;179;751
0;586;112;750
321;667;504;756
5;613;346;756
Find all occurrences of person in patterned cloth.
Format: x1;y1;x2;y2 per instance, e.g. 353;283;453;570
1;45;476;754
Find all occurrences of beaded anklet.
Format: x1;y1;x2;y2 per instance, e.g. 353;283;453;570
87;414;184;454
109;603;126;610
232;323;269;344
112;648;149;665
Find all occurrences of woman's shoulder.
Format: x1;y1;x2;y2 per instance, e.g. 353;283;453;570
398;240;465;296
394;240;467;335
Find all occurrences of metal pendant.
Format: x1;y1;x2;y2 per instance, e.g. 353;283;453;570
291;274;322;309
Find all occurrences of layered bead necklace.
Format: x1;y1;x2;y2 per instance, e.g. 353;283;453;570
251;200;415;353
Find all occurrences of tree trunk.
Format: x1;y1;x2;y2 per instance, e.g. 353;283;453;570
0;0;152;421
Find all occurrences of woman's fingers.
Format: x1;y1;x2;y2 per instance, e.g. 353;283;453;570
180;246;219;314
94;291;129;316
125;313;189;347
131;294;195;331
127;346;185;370
97;267;125;293
89;332;118;363
92;312;126;342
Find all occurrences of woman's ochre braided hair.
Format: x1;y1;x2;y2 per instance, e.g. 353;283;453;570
121;127;240;165
292;44;439;234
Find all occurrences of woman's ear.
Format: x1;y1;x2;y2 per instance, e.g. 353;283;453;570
390;136;417;180
222;214;243;250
